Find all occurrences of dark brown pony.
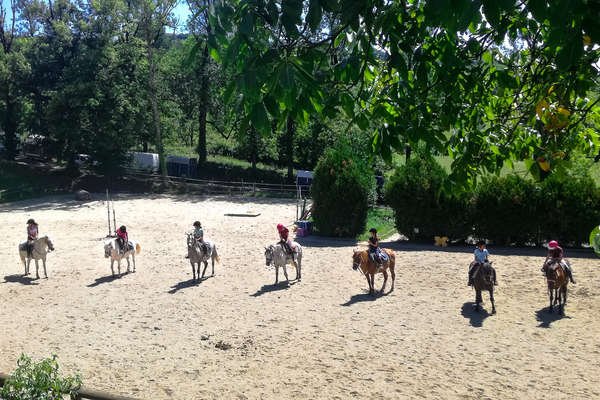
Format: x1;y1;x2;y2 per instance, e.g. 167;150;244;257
352;249;396;295
544;261;568;314
471;262;496;314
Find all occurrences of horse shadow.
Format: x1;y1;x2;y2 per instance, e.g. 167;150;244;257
87;273;129;288
250;280;298;297
168;276;212;294
535;307;572;328
3;274;39;285
341;290;390;306
461;302;492;327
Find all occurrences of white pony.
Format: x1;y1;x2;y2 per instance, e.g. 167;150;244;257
104;238;141;277
264;242;303;284
187;233;220;281
18;236;55;279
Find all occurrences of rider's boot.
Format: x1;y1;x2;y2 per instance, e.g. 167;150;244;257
568;269;576;284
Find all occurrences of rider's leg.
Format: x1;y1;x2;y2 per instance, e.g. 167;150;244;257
564;260;575;284
468;262;475;286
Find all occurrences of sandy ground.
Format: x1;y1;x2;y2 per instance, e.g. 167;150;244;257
1;194;599;400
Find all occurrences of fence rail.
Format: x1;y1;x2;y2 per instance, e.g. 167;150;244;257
0;372;140;400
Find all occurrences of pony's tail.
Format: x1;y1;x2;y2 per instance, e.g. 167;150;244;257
136;243;141;255
214;248;220;264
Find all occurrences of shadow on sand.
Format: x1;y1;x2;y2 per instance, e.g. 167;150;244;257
168;276;213;294
461;302;493;327
535;307;571;328
250;280;298;297
87;272;131;287
3;274;40;285
341;290;391;306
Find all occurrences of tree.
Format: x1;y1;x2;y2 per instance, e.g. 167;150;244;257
208;0;600;187
137;0;178;176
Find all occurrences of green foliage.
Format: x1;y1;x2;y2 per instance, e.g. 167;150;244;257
385;154;471;241
209;0;600;186
538;174;600;246
472;175;541;245
0;354;81;400
311;144;375;237
357;207;395;241
590;225;600;256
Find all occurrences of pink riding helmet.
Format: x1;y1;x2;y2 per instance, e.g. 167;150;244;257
548;240;559;248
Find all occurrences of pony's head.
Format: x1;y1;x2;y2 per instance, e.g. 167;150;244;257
104;241;113;258
264;245;274;266
352;250;363;271
43;236;55;252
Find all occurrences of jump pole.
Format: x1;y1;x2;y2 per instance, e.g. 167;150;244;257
106;189;112;237
110;192;117;232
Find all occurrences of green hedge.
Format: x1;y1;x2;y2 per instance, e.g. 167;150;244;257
386;157;600;246
385;155;471;241
311;144;376;237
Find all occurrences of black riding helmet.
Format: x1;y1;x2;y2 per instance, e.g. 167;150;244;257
369;228;377;234
27;218;37;225
119;225;126;232
477;239;486;246
193;221;202;228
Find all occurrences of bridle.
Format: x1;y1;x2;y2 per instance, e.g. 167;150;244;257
352;252;365;272
265;246;273;266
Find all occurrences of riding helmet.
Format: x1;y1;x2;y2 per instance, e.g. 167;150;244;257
548;240;559;248
119;225;126;232
193;221;202;227
477;240;486;246
369;228;377;234
27;218;37;225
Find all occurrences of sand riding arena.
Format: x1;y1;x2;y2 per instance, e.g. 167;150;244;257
1;194;599;399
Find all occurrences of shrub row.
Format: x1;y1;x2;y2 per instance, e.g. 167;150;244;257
385;156;600;246
311;144;376;237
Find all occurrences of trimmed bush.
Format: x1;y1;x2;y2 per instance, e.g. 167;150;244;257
311;144;376;237
385;155;471;241
472;175;541;245
538;175;600;246
0;354;81;400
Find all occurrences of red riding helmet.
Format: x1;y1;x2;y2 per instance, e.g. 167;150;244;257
277;223;285;232
548;240;559;248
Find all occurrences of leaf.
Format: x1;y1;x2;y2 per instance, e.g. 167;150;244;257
282;0;303;37
341;0;365;26
556;36;583;72
482;0;500;28
263;95;280;117
250;102;270;134
307;0;323;32
341;93;355;117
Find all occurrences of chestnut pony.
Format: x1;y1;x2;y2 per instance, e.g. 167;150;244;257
544;260;568;314
352;249;396;295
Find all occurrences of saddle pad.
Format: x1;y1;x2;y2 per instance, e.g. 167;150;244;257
378;250;389;261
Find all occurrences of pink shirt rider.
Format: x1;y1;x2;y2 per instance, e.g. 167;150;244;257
27;224;38;240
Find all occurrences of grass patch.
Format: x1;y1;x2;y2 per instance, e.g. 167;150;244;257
357;207;396;241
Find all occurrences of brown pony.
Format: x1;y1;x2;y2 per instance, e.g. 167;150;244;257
470;261;496;314
352;249;396;295
544;260;568;314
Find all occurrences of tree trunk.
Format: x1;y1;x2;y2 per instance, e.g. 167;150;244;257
196;43;210;165
286;116;295;183
146;42;166;176
250;125;257;172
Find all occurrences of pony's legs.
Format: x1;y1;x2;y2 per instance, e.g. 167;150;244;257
295;257;301;281
380;269;388;293
191;261;196;281
110;259;115;277
389;265;395;291
42;257;48;279
132;253;136;273
126;257;131;273
211;256;215;276
34;259;40;279
283;265;289;282
474;289;482;311
369;273;375;295
275;266;279;284
489;289;496;314
548;288;554;313
26;258;31;275
201;261;208;279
